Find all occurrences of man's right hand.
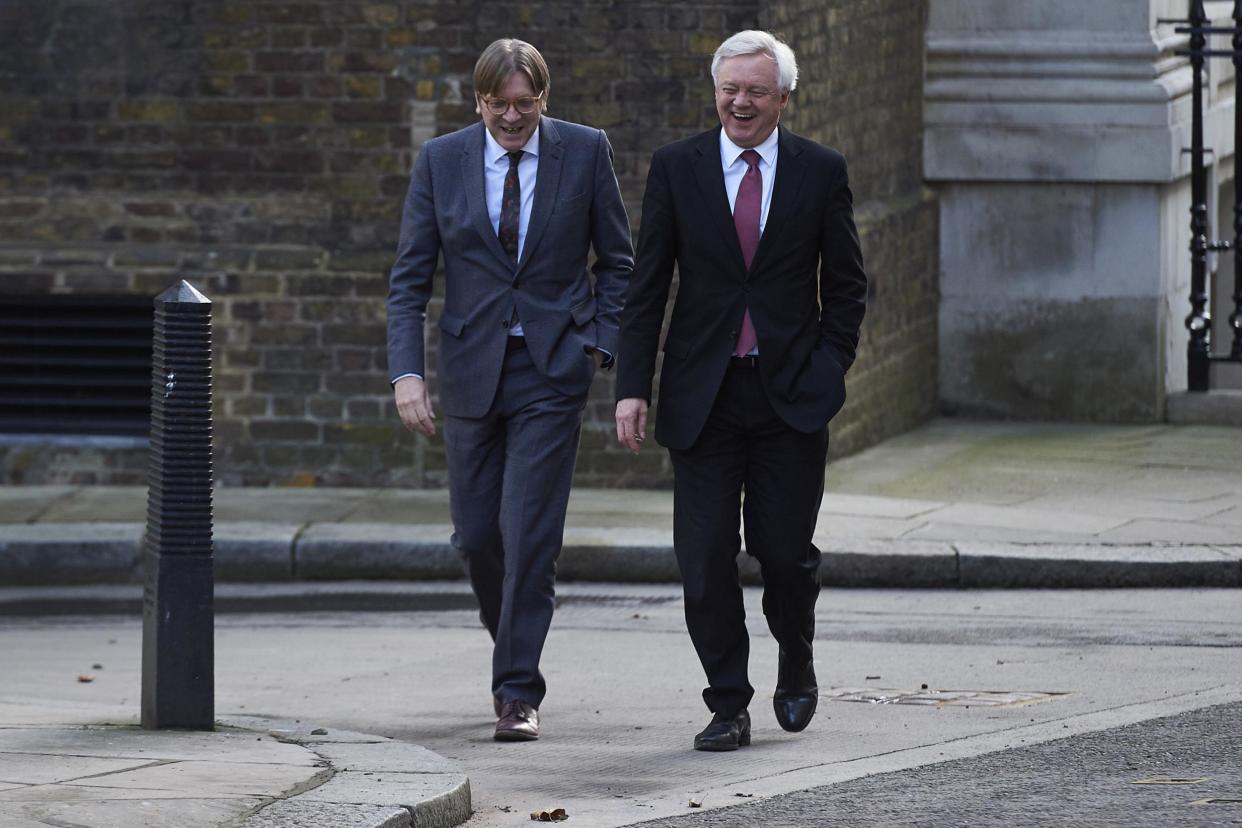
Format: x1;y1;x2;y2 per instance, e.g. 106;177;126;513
394;376;436;436
615;398;648;454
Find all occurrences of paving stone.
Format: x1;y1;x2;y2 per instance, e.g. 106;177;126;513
0;753;151;785
819;492;947;520
1097;519;1242;545
312;741;462;774
0;727;319;766
214;488;372;522
0;486;75;522
296;771;470;828
35;488;146;522
920;503;1127;535
75;759;328;798
239;800;412;828
0;795;266;827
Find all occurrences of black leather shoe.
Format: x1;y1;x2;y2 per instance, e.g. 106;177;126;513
494;700;539;742
693;709;751;751
774;651;817;732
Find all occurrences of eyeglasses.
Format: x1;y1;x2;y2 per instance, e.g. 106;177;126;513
716;85;780;100
479;93;544;115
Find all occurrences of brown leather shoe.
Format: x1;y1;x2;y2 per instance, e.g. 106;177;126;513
494;700;539;742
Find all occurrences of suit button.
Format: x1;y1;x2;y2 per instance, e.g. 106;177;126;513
729;329;737;338
743;285;750;293
501;319;509;329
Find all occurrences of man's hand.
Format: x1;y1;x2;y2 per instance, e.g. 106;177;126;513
394;376;436;436
615;398;648;454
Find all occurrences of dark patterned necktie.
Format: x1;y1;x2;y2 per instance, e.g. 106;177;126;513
499;150;523;262
733;148;761;356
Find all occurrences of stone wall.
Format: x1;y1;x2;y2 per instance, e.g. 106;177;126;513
0;0;935;485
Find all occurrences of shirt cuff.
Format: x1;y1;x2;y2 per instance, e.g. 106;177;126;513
392;373;423;384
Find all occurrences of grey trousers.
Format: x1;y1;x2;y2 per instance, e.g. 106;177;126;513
443;346;585;709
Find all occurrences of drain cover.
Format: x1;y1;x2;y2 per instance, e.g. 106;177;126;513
825;687;1068;708
1190;798;1242;805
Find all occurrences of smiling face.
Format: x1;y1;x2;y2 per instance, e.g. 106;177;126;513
714;52;789;148
477;71;542;153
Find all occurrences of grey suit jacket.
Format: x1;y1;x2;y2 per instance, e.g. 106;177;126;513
386;117;634;418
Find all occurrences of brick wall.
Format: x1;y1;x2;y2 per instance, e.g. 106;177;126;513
761;0;939;456
0;0;934;486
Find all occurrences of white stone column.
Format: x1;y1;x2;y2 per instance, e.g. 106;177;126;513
925;0;1235;420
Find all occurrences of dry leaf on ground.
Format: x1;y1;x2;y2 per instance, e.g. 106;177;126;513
529;807;568;821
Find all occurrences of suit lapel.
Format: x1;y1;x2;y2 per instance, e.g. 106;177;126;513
693;128;747;271
750;126;806;274
460;122;513;268
516;116;563;277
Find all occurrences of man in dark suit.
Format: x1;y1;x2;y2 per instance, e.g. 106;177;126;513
388;39;632;742
615;30;866;751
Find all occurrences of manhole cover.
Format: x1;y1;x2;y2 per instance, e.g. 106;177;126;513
825;687;1068;708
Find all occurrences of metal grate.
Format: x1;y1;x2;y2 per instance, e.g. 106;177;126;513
0;294;153;437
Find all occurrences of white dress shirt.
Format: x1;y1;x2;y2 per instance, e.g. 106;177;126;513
721;127;778;356
485;126;539;337
720;126;778;234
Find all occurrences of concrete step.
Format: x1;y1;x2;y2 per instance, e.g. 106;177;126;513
1166;388;1242;425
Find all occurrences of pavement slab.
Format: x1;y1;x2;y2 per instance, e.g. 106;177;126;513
0;720;469;828
0;486;75;522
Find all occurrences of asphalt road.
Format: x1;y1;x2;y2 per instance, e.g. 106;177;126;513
2;585;1239;828
628;701;1242;827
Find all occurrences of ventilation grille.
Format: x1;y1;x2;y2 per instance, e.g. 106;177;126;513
0;294;153;437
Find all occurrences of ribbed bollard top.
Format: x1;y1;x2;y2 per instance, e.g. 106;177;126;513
147;280;213;557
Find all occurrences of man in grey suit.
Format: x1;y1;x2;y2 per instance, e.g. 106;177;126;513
386;39;633;742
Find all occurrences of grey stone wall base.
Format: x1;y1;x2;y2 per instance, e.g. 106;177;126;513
1166;390;1242;426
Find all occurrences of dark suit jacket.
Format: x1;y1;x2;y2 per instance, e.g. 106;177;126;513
387;117;633;417
615;126;867;450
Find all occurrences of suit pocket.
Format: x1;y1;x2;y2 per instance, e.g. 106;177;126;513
439;311;466;337
553;191;588;214
570;296;597;326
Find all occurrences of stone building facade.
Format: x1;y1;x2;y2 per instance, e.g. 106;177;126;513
0;0;936;486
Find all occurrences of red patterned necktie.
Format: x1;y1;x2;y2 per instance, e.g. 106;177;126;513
733;148;761;356
499;150;523;262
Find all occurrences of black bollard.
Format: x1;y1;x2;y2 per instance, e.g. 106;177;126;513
141;280;214;730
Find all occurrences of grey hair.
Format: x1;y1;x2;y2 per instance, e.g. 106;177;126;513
710;30;798;94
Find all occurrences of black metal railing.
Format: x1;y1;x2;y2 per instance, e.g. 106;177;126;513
1167;0;1242;389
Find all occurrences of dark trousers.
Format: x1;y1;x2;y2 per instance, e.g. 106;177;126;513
669;361;827;718
443;346;585;709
